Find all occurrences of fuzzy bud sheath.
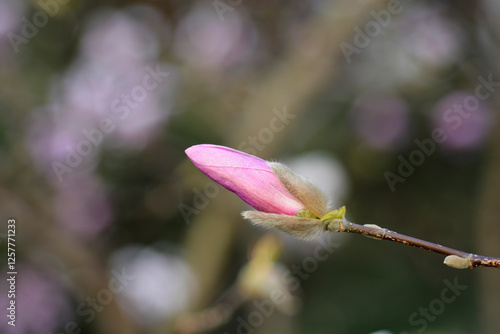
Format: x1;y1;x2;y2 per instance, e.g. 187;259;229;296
186;144;339;239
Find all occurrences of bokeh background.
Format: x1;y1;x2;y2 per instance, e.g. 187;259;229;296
0;0;499;333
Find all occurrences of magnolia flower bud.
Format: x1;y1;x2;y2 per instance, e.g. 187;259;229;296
185;144;307;215
186;144;335;239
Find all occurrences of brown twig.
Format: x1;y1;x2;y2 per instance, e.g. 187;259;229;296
333;220;500;269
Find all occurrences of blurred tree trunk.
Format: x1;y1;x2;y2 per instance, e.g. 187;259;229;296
180;0;385;323
477;102;500;334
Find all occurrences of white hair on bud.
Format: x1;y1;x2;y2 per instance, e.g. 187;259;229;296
242;211;325;240
268;162;330;218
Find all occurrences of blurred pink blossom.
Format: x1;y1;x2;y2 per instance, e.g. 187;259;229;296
59;61;172;149
0;0;25;37
432;91;491;150
28;6;176;178
80;9;159;70
351;94;410;150
174;5;256;70
399;5;463;68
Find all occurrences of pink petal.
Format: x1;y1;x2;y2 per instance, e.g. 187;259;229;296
185;144;305;215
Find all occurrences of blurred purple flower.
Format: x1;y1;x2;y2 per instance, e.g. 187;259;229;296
62;65;122;117
174;5;257;70
59;6;174;148
59;62;172;149
80;9;159;70
399;5;463;68
27;6;176;175
349;4;463;90
186;144;305;215
28;112;76;172
432;91;491;150
0;0;25;38
53;173;113;239
351;94;410;150
0;264;72;334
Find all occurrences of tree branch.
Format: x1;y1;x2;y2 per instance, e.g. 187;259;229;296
331;220;500;269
